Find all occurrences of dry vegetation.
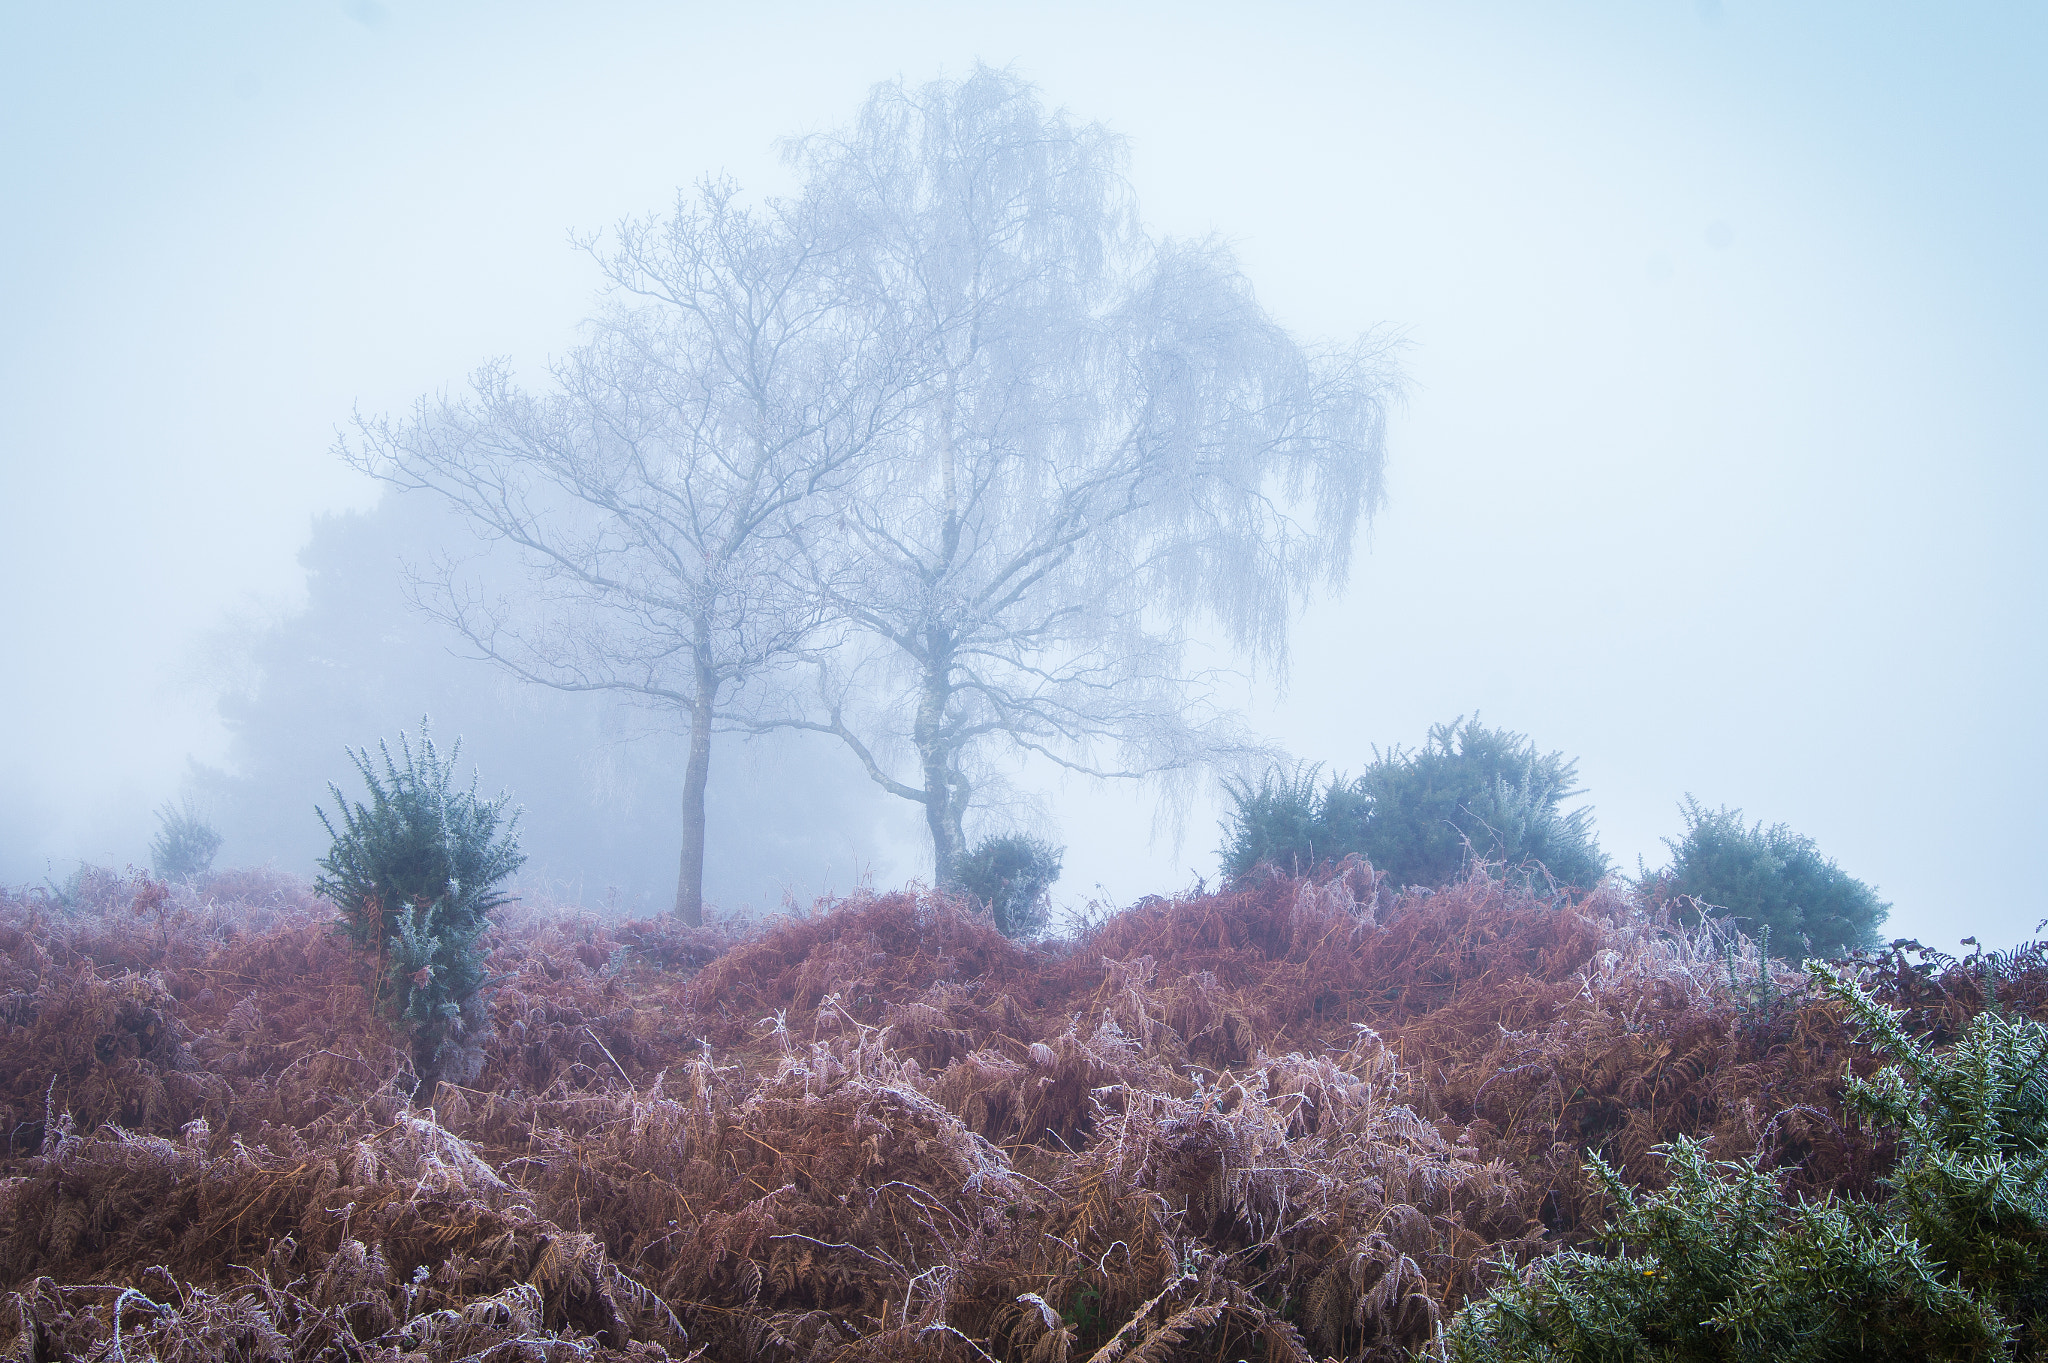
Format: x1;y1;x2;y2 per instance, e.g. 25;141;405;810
1;862;2032;1361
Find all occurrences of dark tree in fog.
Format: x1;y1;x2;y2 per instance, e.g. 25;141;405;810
345;184;909;923
763;68;1399;887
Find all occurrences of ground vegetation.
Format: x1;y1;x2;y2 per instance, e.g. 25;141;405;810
1642;796;1888;958
0;854;2030;1360
1222;719;1608;890
314;726;524;1084
953;833;1063;938
148;800;223;882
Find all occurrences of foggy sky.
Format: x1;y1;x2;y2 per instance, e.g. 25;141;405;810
3;3;2042;945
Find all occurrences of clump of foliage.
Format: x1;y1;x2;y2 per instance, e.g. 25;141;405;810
1446;1138;2005;1362
37;861;139;913
1221;717;1608;889
1217;762;1369;879
1818;961;2048;1343
1445;957;2048;1362
1650;795;1888;958
148;799;222;880
314;724;523;1082
955;833;1063;937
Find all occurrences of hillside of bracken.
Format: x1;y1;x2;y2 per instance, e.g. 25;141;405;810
1;860;2030;1362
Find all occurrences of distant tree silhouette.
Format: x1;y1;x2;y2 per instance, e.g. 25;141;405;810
344;184;912;922
194;490;900;915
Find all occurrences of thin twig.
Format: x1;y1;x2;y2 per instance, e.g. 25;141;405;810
583;1026;633;1086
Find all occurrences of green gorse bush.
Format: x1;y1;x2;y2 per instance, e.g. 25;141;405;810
149;800;223;881
314;723;523;1084
955;833;1063;938
1816;961;2048;1337
1220;717;1607;890
1444;960;2048;1362
1651;796;1888;958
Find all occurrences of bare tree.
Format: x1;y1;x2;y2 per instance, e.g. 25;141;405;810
765;69;1400;887
343;183;908;923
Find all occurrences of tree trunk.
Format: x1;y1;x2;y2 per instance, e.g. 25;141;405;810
673;638;716;925
921;760;971;890
915;647;968;888
933;766;970;890
924;791;958;888
915;379;975;889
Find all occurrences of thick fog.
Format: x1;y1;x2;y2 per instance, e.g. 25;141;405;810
2;5;2042;944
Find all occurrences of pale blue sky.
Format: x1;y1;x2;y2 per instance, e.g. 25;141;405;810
3;3;2042;944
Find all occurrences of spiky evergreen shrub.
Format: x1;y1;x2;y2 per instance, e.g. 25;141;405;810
1446;959;2048;1363
314;724;523;1082
1653;796;1888;957
1220;718;1607;889
1446;1138;2005;1362
1814;962;2048;1340
955;833;1062;938
1217;762;1367;879
149;801;222;881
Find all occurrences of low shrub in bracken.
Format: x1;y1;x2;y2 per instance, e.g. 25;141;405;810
1445;960;2048;1362
0;862;2036;1361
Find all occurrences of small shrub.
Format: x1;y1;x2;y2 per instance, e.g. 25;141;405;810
38;861;134;913
1220;717;1608;889
1446;1137;2006;1363
1446;959;2048;1362
1218;762;1364;879
149;800;223;881
314;723;523;1082
1816;962;2048;1339
1652;796;1888;958
955;833;1062;938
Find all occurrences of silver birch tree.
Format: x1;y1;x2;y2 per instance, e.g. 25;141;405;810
770;68;1400;887
343;182;910;923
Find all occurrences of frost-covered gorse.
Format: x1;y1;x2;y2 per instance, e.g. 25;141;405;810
315;725;523;1082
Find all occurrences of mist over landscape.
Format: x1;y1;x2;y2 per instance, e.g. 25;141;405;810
3;8;2048;1359
6;4;2041;950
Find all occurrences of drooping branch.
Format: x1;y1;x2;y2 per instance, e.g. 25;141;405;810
758;68;1396;882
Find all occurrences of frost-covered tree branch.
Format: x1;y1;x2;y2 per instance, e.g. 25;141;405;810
753;68;1400;886
341;182;914;922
